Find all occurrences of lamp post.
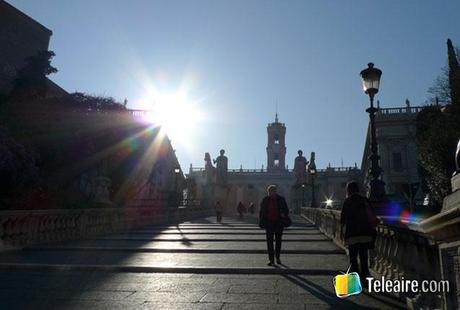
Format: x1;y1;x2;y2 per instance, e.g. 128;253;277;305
301;184;306;207
309;166;317;208
360;63;386;202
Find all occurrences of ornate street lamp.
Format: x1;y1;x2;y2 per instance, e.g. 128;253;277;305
309;165;317;208
360;63;386;202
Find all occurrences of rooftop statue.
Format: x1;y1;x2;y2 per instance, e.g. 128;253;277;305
214;149;228;185
308;152;317;174
204;152;215;184
294;150;308;185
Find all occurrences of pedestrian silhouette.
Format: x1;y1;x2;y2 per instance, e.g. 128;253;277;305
259;185;289;266
340;181;378;282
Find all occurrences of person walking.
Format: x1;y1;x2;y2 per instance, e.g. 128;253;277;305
215;200;223;223
237;201;245;219
248;202;255;214
259;185;289;266
340;181;378;280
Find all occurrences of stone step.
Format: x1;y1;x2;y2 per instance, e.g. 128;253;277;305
0;251;348;270
0;263;342;275
92;237;331;242
137;227;316;231
25;246;345;255
45;240;340;251
122;231;322;235
100;234;329;240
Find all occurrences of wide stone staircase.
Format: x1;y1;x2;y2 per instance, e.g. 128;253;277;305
0;215;405;309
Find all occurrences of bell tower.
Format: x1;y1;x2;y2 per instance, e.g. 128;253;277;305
266;113;286;172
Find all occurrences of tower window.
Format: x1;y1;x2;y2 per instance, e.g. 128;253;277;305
274;159;280;167
392;152;403;171
274;134;279;144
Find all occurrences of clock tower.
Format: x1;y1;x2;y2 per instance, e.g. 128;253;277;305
266;114;286;172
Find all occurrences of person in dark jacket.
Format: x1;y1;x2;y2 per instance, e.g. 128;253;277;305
340;181;377;279
259;185;289;266
237;201;246;219
215;201;223;223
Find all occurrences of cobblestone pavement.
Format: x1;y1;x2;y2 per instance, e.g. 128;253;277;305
0;216;405;309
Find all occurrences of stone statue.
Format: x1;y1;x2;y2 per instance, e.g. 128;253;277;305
213;149;228;185
456;139;460;175
294;150;308;185
308;152;316;174
204;152;215;184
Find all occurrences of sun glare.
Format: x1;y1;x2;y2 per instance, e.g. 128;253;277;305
140;89;204;148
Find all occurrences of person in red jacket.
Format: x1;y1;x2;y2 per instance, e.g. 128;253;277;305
259;185;289;266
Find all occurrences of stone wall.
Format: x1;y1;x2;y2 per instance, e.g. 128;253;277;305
0;203;212;251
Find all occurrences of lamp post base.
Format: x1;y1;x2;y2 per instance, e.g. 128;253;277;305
368;179;386;203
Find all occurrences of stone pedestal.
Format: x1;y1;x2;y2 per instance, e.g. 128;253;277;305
291;185;306;214
91;176;112;205
418;173;460;309
214;185;230;214
442;174;460;212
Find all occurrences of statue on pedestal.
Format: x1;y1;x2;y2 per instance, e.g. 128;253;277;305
204;152;215;185
214;149;228;185
294;150;308;185
308;152;316;173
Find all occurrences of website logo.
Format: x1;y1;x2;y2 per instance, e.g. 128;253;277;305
333;267;362;298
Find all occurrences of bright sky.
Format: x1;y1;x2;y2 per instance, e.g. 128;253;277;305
8;0;460;170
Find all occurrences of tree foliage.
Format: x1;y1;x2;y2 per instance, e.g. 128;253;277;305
427;46;460;105
416;106;460;208
0;95;164;209
69;92;127;111
417;40;460;209
11;50;58;99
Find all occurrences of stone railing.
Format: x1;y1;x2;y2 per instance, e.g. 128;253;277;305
302;207;442;308
0;203;212;251
189;166;358;174
376;106;424;119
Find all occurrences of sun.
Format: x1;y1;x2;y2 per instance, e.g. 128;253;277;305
140;89;204;148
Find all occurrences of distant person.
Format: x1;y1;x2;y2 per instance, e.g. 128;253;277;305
340;181;378;280
215;201;223;223
237;201;245;219
259;185;289;266
248;202;255;214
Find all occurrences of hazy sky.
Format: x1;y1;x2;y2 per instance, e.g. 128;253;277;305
8;0;460;170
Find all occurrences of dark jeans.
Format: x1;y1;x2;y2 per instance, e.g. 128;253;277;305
349;243;370;278
265;227;283;261
216;212;222;223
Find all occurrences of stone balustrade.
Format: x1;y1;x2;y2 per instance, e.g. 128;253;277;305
302;207;442;308
0;203;212;251
189;166;358;174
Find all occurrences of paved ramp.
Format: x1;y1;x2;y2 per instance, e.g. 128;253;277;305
0;216;404;309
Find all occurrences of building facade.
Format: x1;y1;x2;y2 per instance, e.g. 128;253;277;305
187;115;361;214
361;101;425;205
0;0;66;97
188;101;427;213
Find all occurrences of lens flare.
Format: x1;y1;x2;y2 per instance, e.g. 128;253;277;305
139;88;204;149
